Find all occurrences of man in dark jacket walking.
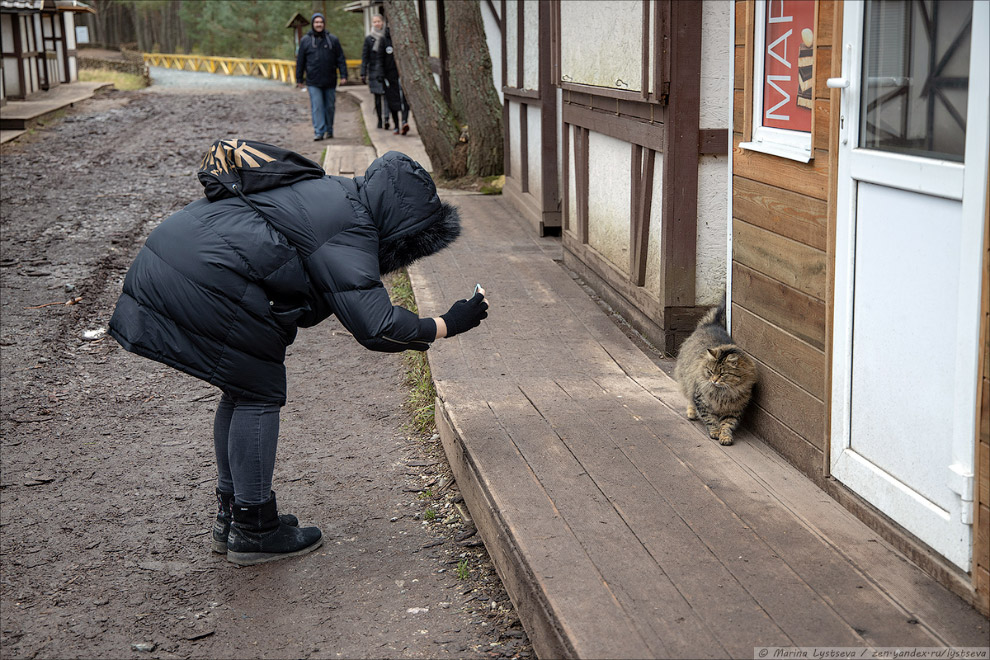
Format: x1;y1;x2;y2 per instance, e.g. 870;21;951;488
109;139;489;565
296;12;348;141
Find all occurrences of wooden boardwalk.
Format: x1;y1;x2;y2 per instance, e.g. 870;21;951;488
322;144;376;178
407;194;989;658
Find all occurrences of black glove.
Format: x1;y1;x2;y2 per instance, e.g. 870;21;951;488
441;292;488;338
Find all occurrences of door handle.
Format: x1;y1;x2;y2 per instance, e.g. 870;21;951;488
833;43;854;144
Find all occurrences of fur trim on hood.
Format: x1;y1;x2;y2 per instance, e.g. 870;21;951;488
377;201;460;275
358;151;461;275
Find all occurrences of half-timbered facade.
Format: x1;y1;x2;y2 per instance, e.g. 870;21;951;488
1;0;88;104
505;1;731;354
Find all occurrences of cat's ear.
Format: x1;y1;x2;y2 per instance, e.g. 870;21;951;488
725;353;738;364
707;348;719;359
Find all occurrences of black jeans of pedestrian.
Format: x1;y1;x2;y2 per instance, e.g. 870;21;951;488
213;391;281;506
374;93;387;127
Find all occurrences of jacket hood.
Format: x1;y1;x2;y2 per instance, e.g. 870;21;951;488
197;138;326;202
358;151;461;275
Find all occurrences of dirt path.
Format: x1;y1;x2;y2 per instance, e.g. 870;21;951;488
0;81;530;659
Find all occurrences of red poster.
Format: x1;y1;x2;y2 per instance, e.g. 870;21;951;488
762;0;815;132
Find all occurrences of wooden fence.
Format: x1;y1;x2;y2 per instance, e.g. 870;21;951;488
143;53;361;84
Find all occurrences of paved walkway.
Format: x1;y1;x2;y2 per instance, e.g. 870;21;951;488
346;88;990;659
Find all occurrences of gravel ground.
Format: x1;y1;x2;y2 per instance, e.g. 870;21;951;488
0;73;531;659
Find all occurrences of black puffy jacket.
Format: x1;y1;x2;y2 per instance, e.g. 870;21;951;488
109;139;460;405
296;29;347;88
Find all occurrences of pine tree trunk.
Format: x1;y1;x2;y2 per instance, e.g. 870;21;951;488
384;0;467;179
444;1;503;177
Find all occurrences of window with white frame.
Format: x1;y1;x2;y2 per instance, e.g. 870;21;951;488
741;0;816;162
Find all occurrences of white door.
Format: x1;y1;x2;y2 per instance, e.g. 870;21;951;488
830;0;989;570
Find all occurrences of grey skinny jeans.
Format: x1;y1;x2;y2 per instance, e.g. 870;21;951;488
213;391;281;506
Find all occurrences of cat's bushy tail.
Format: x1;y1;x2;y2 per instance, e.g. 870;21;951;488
697;297;727;329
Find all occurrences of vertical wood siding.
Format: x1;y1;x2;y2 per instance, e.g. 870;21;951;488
731;0;835;478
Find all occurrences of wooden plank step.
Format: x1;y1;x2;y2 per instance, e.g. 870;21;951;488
322;144;376;177
436;380;654;659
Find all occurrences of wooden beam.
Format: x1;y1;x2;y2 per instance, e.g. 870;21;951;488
501;0;509;179
641;0;650;99
638;149;656;286
630;144;643;278
631;146;655;286
824;0;844;478
563;103;664;153
14;14;26;99
502;86;540;101
519;102;529;193
484;0;499;31
742;0;755;142
659;0;702;308
538;0;561;232
437;0;451;105
562;123;570;233
560;81;646;102
577;127;589;244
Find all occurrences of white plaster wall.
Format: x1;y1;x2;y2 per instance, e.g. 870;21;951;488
426;0;440;59
557;87;563;191
587;131;632;275
522;0;539;90
567;124;576;233
644;151;665;297
509;101;522;179
560;0;642;91
65;13;75;49
700;0;731;129
3;59;18;98
2;14;13;51
504;0;517;88
527;103;542;201
65;12;77;83
480;0;503;103
696;154;728;305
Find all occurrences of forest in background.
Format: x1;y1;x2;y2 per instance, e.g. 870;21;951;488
79;0;367;61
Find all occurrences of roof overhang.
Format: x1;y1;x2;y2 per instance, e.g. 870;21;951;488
285;11;309;29
0;0;44;12
343;1;375;13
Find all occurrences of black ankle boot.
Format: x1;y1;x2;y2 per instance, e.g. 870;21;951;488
226;492;322;565
212;489;299;554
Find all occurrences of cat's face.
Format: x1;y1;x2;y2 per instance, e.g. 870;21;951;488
705;348;751;388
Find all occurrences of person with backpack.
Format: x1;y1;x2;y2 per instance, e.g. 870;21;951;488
296;12;348;141
108;139;489;565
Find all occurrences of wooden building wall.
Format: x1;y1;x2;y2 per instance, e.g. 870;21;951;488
501;0;559;237
730;0;835;481
554;0;729;354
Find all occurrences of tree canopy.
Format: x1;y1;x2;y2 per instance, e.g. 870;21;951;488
84;1;365;61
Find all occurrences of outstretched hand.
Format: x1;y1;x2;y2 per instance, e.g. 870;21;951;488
438;289;488;338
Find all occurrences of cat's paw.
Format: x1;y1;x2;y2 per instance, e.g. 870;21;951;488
686;405;698;420
708;427;720;440
718;430;734;446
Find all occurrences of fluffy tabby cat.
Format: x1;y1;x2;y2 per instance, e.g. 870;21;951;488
674;302;757;446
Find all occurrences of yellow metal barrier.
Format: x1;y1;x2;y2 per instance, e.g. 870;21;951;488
143;53;362;84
